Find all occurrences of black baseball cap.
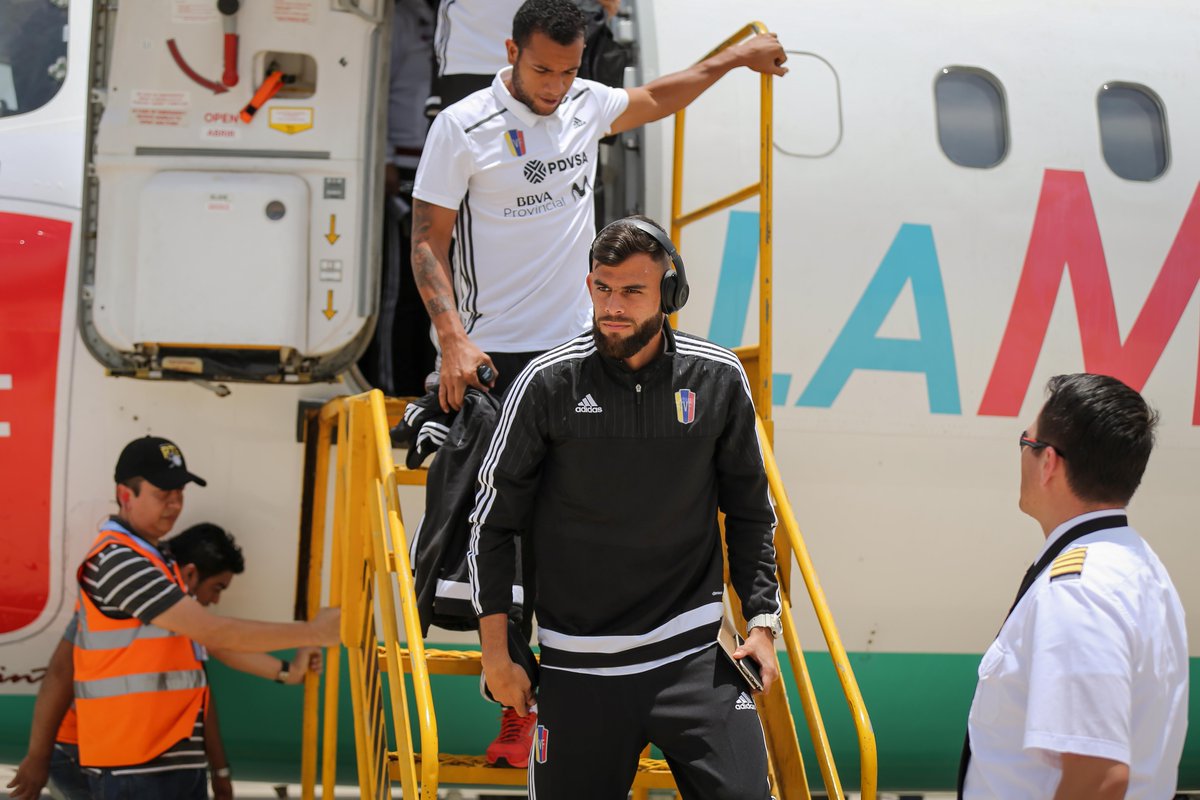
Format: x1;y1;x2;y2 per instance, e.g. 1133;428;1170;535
114;436;207;490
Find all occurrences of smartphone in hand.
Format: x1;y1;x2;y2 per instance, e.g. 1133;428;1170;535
717;614;764;692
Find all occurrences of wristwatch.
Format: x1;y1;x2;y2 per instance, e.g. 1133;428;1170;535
275;659;291;684
746;613;782;639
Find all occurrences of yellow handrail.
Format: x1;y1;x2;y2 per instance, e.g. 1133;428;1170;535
300;392;441;799
671;20;774;425
759;418;879;799
671;20;877;800
366;391;439;798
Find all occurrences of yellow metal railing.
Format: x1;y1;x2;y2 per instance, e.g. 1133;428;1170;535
670;21;878;800
297;392;682;796
299;392;439;800
759;418;879;800
672;21;775;431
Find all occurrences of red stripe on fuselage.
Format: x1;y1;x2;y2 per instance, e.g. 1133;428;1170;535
0;212;71;633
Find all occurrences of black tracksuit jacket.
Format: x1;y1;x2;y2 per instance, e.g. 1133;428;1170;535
468;325;780;674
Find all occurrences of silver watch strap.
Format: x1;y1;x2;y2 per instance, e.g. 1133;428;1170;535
746;613;780;636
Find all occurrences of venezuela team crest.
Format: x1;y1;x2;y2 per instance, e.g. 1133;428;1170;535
504;129;527;157
675;389;696;424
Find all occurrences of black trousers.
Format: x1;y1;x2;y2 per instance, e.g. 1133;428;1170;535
529;645;772;800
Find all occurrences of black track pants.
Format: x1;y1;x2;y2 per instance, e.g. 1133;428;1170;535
528;644;772;800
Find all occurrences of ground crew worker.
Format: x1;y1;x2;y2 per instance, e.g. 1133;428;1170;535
411;0;786;763
169;523;325;800
958;374;1188;799
7;520;324;800
59;436;336;799
470;217;782;797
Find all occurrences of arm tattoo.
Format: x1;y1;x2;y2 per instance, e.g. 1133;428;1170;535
412;247;445;291
411;199;457;318
426;295;455;317
411;198;434;242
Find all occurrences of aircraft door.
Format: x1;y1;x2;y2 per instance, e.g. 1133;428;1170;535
81;0;389;383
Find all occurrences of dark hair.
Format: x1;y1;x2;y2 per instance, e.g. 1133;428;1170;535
590;214;671;271
512;0;587;49
168;523;246;580
1037;373;1159;505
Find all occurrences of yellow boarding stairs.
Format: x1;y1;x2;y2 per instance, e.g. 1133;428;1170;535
295;23;877;800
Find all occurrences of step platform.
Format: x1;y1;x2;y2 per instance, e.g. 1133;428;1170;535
392;754;677;789
385;648;676;789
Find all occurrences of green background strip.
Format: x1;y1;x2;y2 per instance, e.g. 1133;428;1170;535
2;651;1195;791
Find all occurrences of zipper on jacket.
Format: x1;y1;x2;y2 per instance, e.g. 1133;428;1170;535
635;383;643;435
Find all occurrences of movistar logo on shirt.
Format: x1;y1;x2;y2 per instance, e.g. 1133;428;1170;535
575;394;603;413
523;152;589;184
571;176;592;201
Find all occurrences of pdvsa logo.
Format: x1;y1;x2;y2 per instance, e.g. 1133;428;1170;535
523;152;589;184
524;160;548;183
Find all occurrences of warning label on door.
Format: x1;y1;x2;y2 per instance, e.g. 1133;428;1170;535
131;90;190;127
268;107;314;135
273;0;314;23
173;0;217;23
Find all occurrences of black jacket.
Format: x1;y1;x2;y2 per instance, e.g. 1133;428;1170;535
407;389;523;635
469;325;780;674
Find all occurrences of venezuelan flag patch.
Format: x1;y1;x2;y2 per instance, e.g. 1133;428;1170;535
675;389;696;424
504;129;526;157
534;723;549;763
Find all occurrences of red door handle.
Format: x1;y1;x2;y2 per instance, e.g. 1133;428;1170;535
222;32;238;87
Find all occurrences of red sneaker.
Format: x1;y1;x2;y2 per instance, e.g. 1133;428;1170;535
485;707;537;768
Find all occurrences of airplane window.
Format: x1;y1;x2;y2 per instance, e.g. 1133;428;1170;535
934;67;1008;169
1098;83;1169;181
0;0;69;118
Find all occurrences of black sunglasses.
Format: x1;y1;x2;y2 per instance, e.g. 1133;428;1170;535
1019;430;1066;458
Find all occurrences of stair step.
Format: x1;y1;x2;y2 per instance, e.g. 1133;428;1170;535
381;647;542;676
393;754;676;788
393;465;428;486
377;646;482;675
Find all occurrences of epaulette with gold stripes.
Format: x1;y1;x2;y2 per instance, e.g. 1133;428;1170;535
1049;546;1087;581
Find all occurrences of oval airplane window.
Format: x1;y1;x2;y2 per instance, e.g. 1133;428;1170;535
0;0;69;118
1097;83;1169;182
934;67;1008;169
773;52;842;158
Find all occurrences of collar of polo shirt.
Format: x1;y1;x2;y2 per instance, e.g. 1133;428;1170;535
493;67;572;130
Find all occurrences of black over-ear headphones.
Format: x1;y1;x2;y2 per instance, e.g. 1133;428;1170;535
589;217;690;315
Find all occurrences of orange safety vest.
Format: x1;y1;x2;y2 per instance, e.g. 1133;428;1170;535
56;706;78;746
72;521;208;767
55;604;80;746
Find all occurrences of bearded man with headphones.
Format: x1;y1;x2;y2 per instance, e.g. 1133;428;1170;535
469;216;782;799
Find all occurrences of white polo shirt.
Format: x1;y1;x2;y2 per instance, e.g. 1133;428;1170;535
413;68;629;353
964;509;1189;800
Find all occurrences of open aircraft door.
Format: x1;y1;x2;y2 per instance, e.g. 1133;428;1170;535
80;0;389;383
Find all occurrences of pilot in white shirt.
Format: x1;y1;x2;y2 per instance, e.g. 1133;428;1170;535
959;374;1188;800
